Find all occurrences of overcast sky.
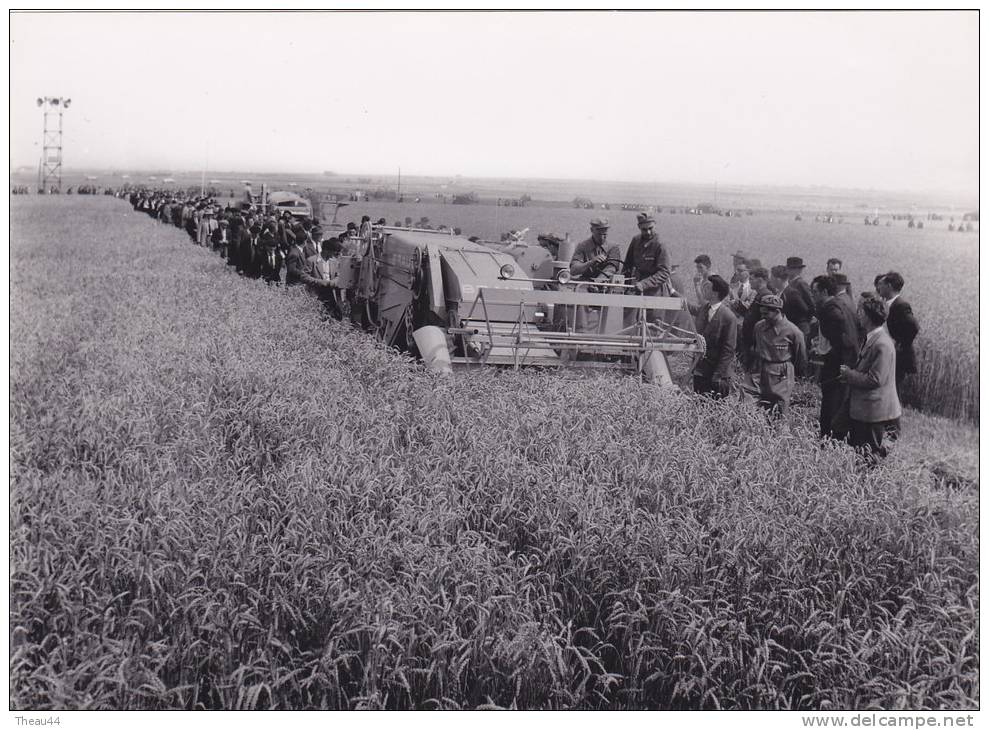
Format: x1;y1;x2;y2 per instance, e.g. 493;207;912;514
9;11;978;196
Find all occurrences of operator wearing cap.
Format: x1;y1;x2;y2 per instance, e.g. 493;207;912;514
751;293;808;416
570;218;623;332
570;218;621;284
622;212;678;324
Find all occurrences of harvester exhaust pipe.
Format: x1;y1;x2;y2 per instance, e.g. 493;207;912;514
412;326;453;375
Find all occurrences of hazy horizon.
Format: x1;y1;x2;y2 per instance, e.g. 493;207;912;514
16;165;974;208
11;11;977;200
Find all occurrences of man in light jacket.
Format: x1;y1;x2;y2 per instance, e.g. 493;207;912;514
840;295;902;461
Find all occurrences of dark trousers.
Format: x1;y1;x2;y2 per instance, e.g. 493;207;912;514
819;379;850;439
849;419;895;462
318;291;344;321
692;374;728;398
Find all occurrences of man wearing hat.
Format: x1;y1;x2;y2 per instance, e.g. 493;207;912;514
729;259;756;318
738;267;774;404
570;218;622;331
811;275;859;439
571;218;621;283
211;216;230;257
751;293;808;416
198;207;217;248
303;238;345;319
622;212;678;324
782;256;816;342
832;272;854;307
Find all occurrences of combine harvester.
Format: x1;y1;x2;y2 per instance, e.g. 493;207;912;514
334;224;704;386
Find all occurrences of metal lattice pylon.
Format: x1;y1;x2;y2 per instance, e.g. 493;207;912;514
36;97;70;193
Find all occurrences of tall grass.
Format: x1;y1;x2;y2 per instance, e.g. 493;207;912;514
9;198;978;709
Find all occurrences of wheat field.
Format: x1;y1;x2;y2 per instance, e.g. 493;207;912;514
9;197;978;709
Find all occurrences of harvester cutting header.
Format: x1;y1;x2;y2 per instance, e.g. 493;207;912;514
334;221;704;385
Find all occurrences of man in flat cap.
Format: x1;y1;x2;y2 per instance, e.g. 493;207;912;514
622;212;678;325
571;218;621;284
751;293;807;416
738;266;774;404
570;218;622;331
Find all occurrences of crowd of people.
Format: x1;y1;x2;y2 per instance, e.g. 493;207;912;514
124;189;920;463
566;213;921;463
125;188;372;319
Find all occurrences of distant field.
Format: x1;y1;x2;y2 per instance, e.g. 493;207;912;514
9;197;979;709
12;167;976;216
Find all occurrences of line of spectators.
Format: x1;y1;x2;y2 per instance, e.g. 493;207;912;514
125;187;361;320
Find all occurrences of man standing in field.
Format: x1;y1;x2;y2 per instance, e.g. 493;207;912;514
840;296;902;462
769;265;788;296
738;267;773;404
833;272;854;306
728;260;756;318
284;232;309;287
877;271;919;441
782;256;816;340
690;275;737;398
692;254;715;307
751;294;807;416
622;212;679;325
303;238;345;320
811;275;859;439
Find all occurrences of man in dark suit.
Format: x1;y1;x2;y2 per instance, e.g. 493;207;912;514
812;275;859;439
878;271;919;441
689;275;737;398
840;297;902;462
284;236;309;287
878;272;919;388
782;256;816;340
833;272;854;307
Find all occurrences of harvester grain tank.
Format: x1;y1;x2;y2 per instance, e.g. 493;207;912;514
336;225;704;385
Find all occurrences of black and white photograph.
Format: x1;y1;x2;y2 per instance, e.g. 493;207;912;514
8;9;980;720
